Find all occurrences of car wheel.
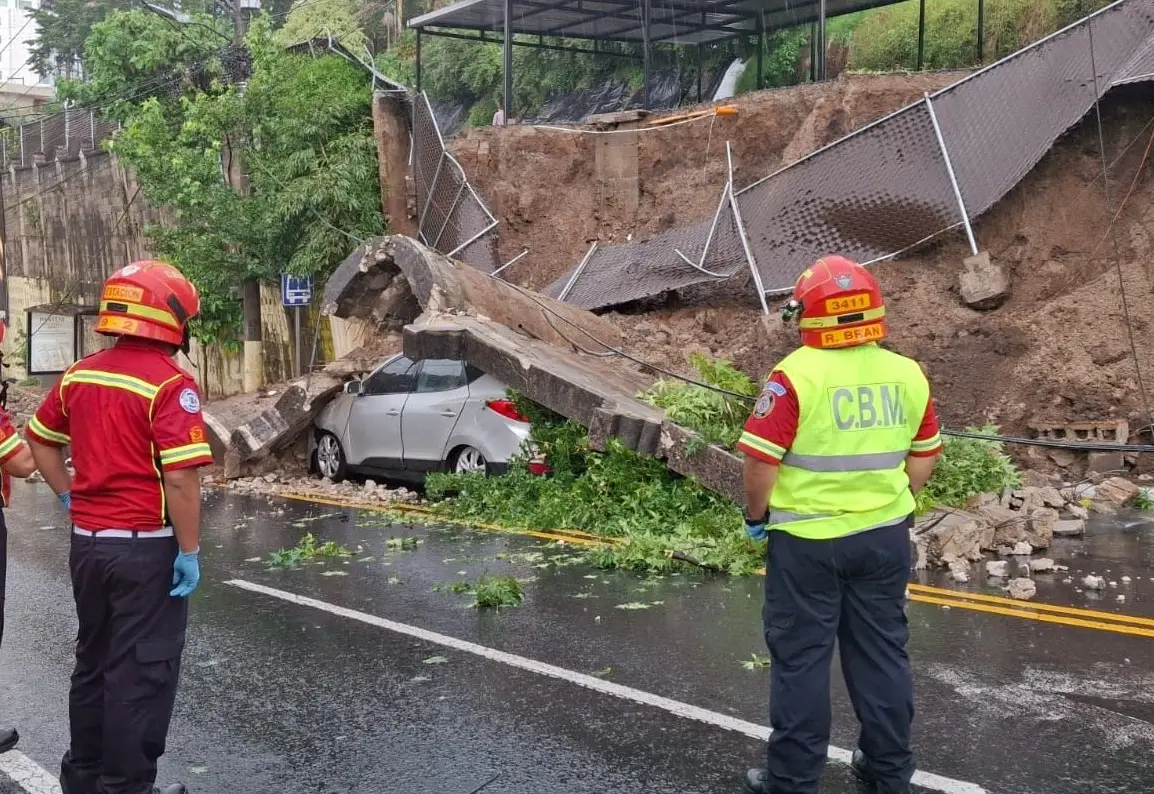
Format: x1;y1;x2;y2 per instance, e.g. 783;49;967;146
316;432;349;483
452;445;487;475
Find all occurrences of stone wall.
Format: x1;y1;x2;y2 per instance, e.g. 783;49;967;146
0;150;298;395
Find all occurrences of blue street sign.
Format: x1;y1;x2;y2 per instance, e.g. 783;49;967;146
281;273;313;307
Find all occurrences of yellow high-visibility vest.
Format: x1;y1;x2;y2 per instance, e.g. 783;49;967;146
759;343;932;540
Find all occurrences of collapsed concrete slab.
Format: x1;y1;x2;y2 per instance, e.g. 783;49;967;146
404;311;745;501
217;234;645;481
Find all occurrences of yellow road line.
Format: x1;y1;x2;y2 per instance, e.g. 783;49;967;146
909;593;1154;639
909;583;1154;628
231;487;1154;638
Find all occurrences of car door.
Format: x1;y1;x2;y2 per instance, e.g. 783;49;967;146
400;359;470;469
343;355;418;469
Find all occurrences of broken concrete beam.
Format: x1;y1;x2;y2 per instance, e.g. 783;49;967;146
1028;419;1129;445
986;560;1010;578
958;251;1009;310
220;372;344;479
403;313;751;501
323;235;624;354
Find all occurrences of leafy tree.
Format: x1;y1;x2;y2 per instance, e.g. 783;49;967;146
83;13;383;346
274;0;366;50
57;9;228;123
29;0;133;81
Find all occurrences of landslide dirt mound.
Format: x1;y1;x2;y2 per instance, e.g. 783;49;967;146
609;86;1154;467
448;71;966;291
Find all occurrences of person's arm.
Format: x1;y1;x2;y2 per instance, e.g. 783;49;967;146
906;389;943;494
0;410;36;479
735;371;799;537
27;441;69;491
743;455;780;521
151;377;214;597
163;468;201;554
1;445;36;479
25;375;72;504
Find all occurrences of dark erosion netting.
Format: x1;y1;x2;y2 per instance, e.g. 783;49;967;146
544;0;1154;309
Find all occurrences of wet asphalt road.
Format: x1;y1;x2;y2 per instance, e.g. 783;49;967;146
0;483;1153;793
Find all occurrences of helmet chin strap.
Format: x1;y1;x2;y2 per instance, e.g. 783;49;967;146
180;326;192;357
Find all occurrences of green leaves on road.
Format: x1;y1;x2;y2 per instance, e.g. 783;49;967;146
266;532;350;569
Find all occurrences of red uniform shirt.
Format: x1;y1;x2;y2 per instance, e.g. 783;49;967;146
0;410;26;507
26;340;214;531
737;371;943;465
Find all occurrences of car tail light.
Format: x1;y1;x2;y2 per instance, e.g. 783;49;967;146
485;398;529;423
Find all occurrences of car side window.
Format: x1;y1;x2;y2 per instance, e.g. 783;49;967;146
416;360;467;393
362;356;417;396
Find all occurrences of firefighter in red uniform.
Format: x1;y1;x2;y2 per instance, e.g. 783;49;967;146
25;261;214;794
0;321;40;755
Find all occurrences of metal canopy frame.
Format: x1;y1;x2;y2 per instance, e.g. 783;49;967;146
410;0;991;121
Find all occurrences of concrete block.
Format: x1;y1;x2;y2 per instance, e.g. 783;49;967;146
958;251;1010;310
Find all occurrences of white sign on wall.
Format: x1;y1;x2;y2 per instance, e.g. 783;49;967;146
28;311;76;375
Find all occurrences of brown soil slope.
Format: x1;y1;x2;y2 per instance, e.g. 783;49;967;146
449;74;1154;459
610;88;1154;457
449;71;966;290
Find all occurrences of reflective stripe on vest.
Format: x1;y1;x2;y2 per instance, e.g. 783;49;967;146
780;450;909;472
769;344;930;540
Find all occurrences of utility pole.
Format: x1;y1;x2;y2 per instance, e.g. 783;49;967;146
226;0;263;392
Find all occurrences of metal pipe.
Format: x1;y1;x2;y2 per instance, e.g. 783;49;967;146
416;30;422;92
810;22;816;82
558;241;599;301
924;93;978;255
431;181;467;249
918;0;925;70
756;13;764;90
673;177;733;277
817;0;826;80
491;249;529;277
977;0;984;62
503;0;513;121
446;220;499;259
726;142;769;315
641;0;651;108
696;42;703;103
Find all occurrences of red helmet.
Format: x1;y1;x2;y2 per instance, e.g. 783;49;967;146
782;256;886;350
96;260;200;347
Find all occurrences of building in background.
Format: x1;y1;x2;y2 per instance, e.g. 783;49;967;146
0;0;56;119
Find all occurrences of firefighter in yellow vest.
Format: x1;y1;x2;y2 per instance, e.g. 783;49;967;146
737;256;942;794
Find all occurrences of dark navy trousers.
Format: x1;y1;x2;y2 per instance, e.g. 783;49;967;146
61;532;187;794
762;517;915;794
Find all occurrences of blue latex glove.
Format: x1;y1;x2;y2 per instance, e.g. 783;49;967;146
58;491;71;510
745;516;768;542
170;549;201;598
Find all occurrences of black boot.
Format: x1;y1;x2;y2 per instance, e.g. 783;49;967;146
151;785;187;794
742;768;772;794
851;749;911;794
0;728;18;754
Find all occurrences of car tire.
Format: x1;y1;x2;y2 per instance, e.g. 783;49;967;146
315;431;349;483
451;445;488;475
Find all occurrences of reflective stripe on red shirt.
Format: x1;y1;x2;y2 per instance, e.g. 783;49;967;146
0;410;25;507
26;339;214;531
736;371;943;466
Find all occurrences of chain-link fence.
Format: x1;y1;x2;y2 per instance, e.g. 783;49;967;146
411;91;499;272
544;0;1154;309
0;108;120;168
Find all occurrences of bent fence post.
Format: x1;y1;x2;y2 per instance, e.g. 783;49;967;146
558;241;599;302
924;93;979;256
726;143;770;315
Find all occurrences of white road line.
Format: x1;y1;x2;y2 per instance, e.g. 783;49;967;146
0;751;61;794
227;579;989;794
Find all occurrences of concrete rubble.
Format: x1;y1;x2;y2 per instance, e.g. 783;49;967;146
1029;558;1056;573
1082;575;1107;590
958;251;1010;310
207;472;421;504
986;560;1010;578
1089;477;1140;514
948;561;971;583
1005;577;1037;601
